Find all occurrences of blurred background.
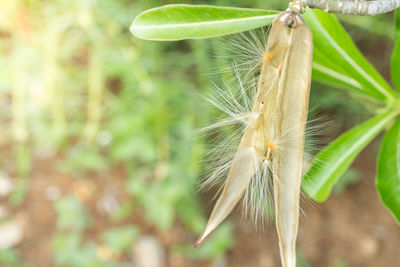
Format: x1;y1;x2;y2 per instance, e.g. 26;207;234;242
0;0;399;266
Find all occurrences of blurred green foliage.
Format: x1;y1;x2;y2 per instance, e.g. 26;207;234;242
332;168;360;195
0;0;236;265
52;233;106;267
102;226;138;253
55;196;89;230
0;0;394;266
0;248;30;267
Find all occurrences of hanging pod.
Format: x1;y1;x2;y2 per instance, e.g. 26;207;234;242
195;10;313;267
272;11;313;267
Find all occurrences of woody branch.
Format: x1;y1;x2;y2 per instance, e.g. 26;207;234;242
289;0;400;15
304;0;400;16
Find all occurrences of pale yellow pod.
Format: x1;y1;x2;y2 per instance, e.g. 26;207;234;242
272;12;313;267
194;109;266;247
195;13;313;267
194;17;292;247
257;15;290;152
193;146;261;247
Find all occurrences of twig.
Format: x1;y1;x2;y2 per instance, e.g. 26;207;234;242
304;0;400;16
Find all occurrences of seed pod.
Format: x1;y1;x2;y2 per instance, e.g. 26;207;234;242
193;146;261;247
194;15;291;247
272;11;313;267
195;11;313;267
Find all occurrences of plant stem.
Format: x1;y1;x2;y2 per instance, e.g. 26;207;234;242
304;0;400;16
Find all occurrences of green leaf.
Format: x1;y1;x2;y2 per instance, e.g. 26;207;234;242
130;5;279;41
392;9;400;91
304;9;396;102
394;9;400;40
391;39;400;91
376;119;400;224
303;111;398;202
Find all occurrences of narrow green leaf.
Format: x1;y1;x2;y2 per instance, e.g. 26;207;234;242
392;9;400;91
304;9;396;102
303;111;398;202
394;9;400;40
391;39;400;91
130;5;280;41
312;49;364;95
376;119;400;224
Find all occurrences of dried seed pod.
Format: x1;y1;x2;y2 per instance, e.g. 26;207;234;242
195;11;313;267
272;11;313;267
193;146;261;247
194;16;291;247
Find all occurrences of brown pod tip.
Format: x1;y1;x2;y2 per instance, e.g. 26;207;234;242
192;234;205;248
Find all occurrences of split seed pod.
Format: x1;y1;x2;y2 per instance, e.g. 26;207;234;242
195;10;313;267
